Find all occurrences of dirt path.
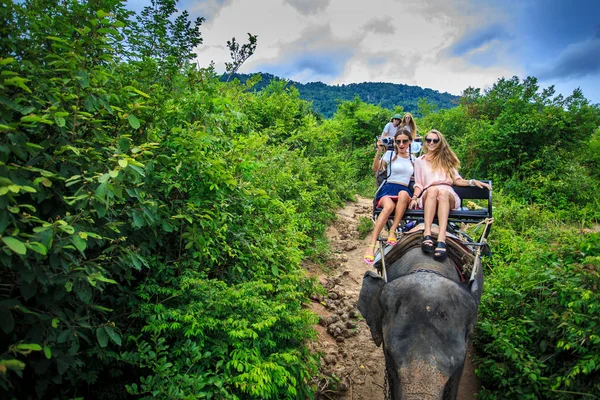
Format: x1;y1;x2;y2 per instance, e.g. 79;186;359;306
306;195;480;399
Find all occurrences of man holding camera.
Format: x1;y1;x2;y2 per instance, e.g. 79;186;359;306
382;114;402;141
375;114;403;185
379;113;402;158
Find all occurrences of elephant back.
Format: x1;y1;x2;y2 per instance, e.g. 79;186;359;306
374;229;476;285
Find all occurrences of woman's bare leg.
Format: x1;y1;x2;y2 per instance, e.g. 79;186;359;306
423;187;439;237
421;187;439;253
435;190;455;243
365;197;396;259
389;191;411;236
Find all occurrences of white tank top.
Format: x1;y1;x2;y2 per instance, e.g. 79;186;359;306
384;153;414;185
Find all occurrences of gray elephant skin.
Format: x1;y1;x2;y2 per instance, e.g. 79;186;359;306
358;247;483;400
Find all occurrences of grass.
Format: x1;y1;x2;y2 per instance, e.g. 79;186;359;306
357;216;373;240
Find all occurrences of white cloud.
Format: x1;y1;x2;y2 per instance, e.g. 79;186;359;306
195;0;304;68
413;58;518;95
283;0;331;15
362;18;395;35
188;0;598;102
184;0;235;20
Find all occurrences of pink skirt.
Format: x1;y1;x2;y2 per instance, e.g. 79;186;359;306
418;185;461;210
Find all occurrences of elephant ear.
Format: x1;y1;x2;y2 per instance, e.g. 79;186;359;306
468;262;484;304
357;270;386;347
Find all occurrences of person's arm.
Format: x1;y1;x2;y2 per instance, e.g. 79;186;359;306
453;175;492;190
409;159;423;209
372;144;386;172
381;122;391;137
409;188;422;209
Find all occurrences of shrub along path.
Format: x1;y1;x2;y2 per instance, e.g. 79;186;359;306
306;196;480;399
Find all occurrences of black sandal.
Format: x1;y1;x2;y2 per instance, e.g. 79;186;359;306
434;241;448;262
421;235;434;254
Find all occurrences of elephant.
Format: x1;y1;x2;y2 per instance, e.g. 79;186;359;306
358;244;483;400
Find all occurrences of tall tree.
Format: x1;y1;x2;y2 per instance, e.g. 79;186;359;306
225;33;258;82
126;0;204;67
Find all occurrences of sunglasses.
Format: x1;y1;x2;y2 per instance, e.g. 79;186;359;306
395;139;410;145
425;138;440;144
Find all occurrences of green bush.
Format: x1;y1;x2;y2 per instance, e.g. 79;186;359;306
121;268;319;399
0;1;163;395
475;195;600;399
421;76;600;217
0;1;354;398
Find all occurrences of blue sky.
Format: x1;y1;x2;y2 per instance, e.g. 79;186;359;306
129;0;600;104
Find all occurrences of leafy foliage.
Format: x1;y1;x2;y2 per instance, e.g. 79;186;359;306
474;195;600;399
0;1;354;398
121;269;318;399
127;0;205;65
357;217;373;240
0;0;155;395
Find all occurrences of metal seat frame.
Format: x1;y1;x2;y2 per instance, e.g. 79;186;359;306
373;180;493;240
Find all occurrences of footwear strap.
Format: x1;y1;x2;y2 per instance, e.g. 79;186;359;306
435;242;447;252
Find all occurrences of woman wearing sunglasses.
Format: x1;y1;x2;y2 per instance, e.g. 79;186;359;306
398;112;422;155
398;112;417;139
409;129;491;261
364;127;414;264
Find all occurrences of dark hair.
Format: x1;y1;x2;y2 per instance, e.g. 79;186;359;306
392;127;413;162
395;127;412;138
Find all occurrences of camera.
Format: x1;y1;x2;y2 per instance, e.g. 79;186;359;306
378;137;394;150
379;137;393;145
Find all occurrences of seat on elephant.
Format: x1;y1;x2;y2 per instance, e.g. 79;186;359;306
373;180;493;231
373;227;477;280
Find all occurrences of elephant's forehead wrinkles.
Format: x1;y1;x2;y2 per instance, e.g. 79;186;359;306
382;277;477;318
399;359;448;398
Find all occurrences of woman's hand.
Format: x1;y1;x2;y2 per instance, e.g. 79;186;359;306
470;179;492;191
409;198;418;209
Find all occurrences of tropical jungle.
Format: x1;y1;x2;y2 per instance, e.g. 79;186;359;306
0;1;599;399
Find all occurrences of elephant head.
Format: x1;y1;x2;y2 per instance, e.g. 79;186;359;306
358;248;482;400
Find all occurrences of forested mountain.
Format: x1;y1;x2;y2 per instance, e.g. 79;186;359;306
225;73;459;118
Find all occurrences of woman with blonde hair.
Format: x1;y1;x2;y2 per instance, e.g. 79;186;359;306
399;112;421;156
398;112;417;139
364;127;414;264
409;129;491;261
